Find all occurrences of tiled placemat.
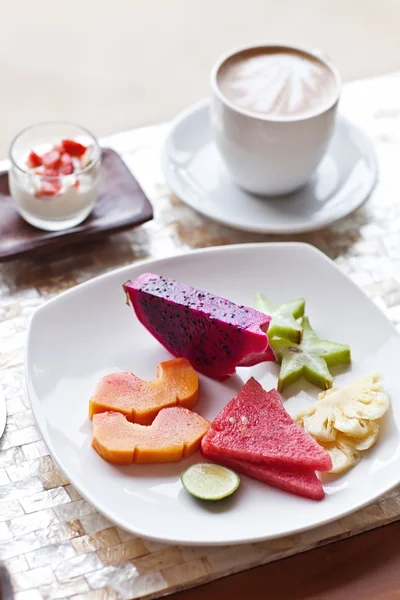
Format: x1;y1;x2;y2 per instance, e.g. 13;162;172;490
2;72;400;600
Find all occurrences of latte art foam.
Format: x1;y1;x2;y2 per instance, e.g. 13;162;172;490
217;47;338;119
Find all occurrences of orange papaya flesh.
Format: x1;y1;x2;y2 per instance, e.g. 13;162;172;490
89;358;199;425
92;407;210;465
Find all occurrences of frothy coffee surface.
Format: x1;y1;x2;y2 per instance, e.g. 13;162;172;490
217;47;338;119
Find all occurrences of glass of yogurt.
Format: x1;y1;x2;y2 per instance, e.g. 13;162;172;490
9;122;101;231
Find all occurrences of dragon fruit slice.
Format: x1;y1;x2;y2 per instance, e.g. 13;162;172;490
123;273;275;379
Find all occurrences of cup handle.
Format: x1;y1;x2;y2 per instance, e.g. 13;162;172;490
311;48;332;64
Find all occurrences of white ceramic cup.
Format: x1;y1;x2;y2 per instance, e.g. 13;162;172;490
210;43;341;196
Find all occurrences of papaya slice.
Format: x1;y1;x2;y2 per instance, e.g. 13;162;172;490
92;407;210;465
89;358;199;425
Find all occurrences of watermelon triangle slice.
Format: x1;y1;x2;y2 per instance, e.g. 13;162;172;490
202;450;324;500
201;378;332;472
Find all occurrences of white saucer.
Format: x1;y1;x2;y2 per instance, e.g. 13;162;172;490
162;100;377;234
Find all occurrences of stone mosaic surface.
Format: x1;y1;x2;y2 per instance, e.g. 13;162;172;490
1;72;400;599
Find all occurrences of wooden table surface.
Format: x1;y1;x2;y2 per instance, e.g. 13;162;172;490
169;523;400;600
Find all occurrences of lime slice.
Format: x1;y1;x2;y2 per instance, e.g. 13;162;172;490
181;463;240;501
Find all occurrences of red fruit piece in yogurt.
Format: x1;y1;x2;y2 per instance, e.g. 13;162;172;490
60;152;74;175
27;151;42;169
35;179;61;197
42;150;61;170
53;142;65;154
62;139;87;157
43;168;59;178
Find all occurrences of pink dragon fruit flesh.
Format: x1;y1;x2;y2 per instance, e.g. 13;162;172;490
123;273;275;379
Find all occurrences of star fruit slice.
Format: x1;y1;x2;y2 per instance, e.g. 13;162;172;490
272;317;351;392
255;294;305;343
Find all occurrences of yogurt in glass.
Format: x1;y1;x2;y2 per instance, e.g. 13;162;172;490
9;122;101;231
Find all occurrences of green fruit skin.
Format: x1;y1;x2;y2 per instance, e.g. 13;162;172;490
180;466;240;501
322;346;351;367
277;362;334;392
277;368;303;392
180;482;240;501
284;298;306;320
255;295;306;344
269;324;302;344
303;366;333;390
301;317;351;367
273;316;350;392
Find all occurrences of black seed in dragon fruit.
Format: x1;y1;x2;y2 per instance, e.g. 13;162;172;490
123;273;275;379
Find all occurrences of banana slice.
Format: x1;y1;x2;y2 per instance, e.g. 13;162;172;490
320;439;360;474
296;373;389;438
318;388;338;400
318;373;389;415
334;415;378;439
295;372;389;475
338;425;379;451
296;403;336;442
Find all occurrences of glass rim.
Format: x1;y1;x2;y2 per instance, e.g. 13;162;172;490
9;120;102;177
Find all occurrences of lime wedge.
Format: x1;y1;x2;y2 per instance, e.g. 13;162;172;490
181;463;240;501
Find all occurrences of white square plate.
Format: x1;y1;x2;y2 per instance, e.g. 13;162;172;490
26;243;400;545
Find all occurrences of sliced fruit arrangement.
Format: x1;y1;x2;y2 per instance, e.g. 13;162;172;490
181;463;240;501
255;294;305;343
89;358;199;425
92;407;210;465
25;139;92;198
201;377;332;500
123;274;275;380
88;278;389;503
295;372;390;473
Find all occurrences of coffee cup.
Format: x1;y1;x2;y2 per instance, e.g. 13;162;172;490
210;43;341;196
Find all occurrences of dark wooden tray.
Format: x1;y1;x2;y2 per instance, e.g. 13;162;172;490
0;148;153;261
0;563;13;599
